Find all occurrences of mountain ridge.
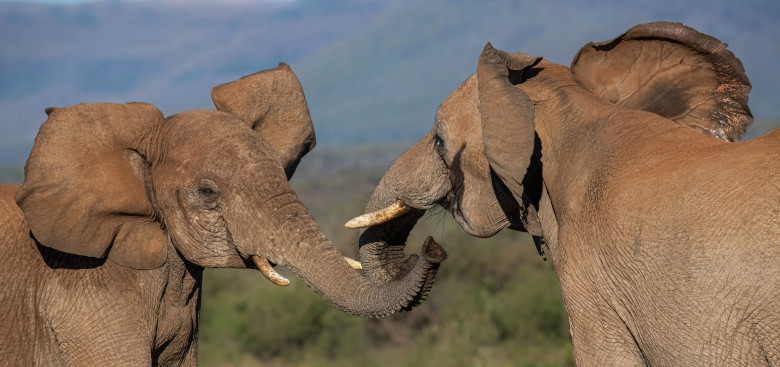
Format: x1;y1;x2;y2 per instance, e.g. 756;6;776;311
1;0;778;166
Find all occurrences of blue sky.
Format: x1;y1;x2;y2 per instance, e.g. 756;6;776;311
0;0;294;2
0;0;777;166
0;0;122;2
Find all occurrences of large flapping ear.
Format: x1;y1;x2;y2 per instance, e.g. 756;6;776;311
478;43;544;236
571;21;753;141
15;103;167;269
211;63;316;179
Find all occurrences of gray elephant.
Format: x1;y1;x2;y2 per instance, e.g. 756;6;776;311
0;63;445;366
347;22;779;366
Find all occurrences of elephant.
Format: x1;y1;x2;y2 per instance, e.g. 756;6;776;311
347;22;779;366
0;63;445;366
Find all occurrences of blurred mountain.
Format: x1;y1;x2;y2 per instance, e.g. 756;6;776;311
1;0;778;166
0;0;392;164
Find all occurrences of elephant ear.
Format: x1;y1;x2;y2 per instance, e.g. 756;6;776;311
571;21;752;141
211;63;316;179
15;103;168;269
478;43;543;236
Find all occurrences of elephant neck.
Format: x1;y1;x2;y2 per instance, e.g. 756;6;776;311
153;241;203;360
162;242;203;307
525;62;686;270
523;63;627;215
521;62;626;267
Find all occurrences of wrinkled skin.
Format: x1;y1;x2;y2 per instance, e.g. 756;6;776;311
358;22;779;366
0;64;444;366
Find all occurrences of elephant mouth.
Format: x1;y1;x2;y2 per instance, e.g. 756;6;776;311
348;194;516;241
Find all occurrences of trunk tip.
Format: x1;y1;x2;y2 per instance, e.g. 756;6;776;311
421;236;447;264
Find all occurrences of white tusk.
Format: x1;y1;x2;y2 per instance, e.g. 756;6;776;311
344;200;412;229
344;256;362;270
252;255;290;286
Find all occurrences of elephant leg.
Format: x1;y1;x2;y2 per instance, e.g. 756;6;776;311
41;277;156;366
52;313;153;367
753;314;780;365
567;306;648;367
179;342;198;367
557;273;647;366
56;331;153;366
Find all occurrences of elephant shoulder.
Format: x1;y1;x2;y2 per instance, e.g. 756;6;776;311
571;21;752;141
0;185;40;363
0;184;36;263
0;184;24;223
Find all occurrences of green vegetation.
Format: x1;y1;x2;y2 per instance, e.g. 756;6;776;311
199;146;574;366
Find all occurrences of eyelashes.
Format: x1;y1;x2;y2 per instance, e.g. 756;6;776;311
434;134;444;148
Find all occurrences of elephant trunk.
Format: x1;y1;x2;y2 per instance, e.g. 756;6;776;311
358;177;425;284
234;191;445;318
354;135;450;284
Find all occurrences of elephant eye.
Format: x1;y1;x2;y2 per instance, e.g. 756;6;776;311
434;134;446;158
434;134;445;148
197;182;220;202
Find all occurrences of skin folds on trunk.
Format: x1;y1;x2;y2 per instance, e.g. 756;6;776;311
234;192;445;318
287;224;444;317
356;133;452;284
358;177;428;284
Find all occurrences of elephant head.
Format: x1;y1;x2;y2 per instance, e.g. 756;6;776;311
348;44;543;282
15;63;445;317
349;22;752;284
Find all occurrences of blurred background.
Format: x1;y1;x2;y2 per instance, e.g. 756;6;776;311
1;0;778;365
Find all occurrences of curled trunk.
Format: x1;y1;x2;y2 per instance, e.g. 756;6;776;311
358;175;425;284
355;133;451;284
239;197;444;318
288;224;444;317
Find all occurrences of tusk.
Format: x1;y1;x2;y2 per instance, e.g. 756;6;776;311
252;255;290;286
344;200;411;228
344;256;362;270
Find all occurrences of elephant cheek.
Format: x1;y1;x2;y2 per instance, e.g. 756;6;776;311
453;171;511;238
388;159;452;210
186;246;247;268
169;213;246;268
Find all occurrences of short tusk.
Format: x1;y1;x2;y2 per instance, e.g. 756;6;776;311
344;200;411;228
252;255;290;286
344;256;362;270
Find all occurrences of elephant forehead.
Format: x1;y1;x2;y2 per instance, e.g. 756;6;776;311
159;111;281;178
165;111;276;158
440;73;478;116
437;74;482;147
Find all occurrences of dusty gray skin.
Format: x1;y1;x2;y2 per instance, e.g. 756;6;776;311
0;64;444;366
356;22;779;366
